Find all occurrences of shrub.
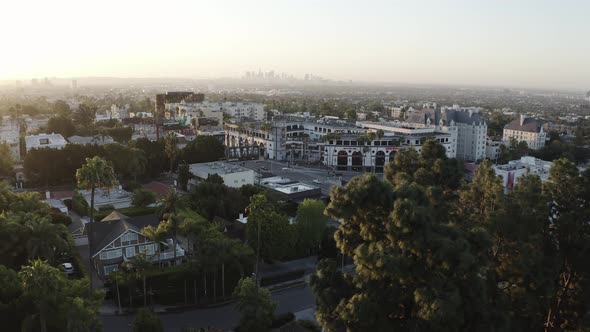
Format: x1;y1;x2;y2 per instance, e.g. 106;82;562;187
132;188;156;207
98;204;115;212
72;190;89;215
93;206;158;221
271;312;295;328
50;211;72;226
133;308;163;332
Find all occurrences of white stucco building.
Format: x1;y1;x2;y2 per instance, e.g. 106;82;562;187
189;162;255;188
493;156;552;190
24;133;67;153
503;115;547;150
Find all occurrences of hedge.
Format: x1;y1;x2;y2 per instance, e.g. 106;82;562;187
259;269;305;287
94;206;158;221
271;312;295;329
49;211;72;226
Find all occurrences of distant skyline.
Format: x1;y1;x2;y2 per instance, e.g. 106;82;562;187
1;0;589;90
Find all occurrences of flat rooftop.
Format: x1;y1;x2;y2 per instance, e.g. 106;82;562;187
190;162;252;175
260;176;318;194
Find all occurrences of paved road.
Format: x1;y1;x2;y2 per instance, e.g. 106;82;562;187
101;284;315;332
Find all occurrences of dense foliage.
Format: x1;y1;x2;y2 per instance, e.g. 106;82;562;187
233;277;276;332
312;139;590;331
0;183;103;331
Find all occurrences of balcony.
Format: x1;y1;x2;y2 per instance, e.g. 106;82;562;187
151;245;185;261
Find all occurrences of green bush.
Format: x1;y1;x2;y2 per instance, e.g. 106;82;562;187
93;206;158;221
260;269;304;287
271;312;295;328
132;188;157;207
98;204;115;212
72;190;89;215
133;308;163;332
49;211;72;226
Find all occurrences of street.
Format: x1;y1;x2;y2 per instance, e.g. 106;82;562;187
101;283;315;332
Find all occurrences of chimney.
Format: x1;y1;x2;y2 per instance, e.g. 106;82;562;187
45;191;50;200
239;213;243;221
520;114;525;126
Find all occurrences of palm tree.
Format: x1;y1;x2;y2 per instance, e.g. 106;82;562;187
128;252;152;307
158;189;183;263
164;132;178;176
76;156;118;290
24;216;69;264
128;148;147;182
18;259;64;332
142;221;169;268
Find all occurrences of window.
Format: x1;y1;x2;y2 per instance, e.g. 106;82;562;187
99;249;122;260
139;244;156;255
121;232;138;245
104;264;119;276
125;246;135;258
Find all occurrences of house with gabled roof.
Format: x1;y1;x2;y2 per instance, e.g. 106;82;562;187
503;115;547;150
90;211;185;277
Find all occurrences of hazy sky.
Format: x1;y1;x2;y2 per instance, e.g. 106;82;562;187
1;0;589;89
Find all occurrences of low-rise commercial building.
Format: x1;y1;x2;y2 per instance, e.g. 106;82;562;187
260;176;321;201
493;156;552;190
24;133;67;153
68;135;115;146
189;162;255;189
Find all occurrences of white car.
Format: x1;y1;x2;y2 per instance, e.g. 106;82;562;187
312;179;322;184
61;262;75;275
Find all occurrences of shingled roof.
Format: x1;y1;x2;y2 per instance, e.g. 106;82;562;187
504;116;542;133
90;213;160;256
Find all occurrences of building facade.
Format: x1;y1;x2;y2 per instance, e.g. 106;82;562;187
503;115;547;150
189;162;255;188
406;106;487;161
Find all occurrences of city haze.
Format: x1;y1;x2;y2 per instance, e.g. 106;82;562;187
1;0;589;90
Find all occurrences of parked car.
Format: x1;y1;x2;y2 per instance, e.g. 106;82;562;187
61;262;75;275
312;179;322;184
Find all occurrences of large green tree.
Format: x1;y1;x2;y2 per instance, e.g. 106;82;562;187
0;142;14;177
246;194;295;262
294;199;328;256
316;174;500;331
233;277;275;332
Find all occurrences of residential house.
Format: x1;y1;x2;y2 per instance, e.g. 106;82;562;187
90;212;185;278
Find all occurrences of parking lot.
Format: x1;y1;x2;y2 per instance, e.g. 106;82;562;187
230;159;383;196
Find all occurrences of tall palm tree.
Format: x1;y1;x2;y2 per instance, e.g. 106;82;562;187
19;259;64;332
158;189;183;263
127;252;152;307
164;132;178;176
76;156;118;290
128;148;147;182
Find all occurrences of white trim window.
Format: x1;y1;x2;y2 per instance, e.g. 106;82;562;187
99;249;122;260
125;246;136;258
104;264;119;276
139;244;156;256
121;232;138;245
